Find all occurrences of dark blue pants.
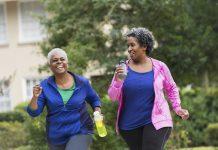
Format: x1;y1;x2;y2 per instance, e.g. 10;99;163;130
48;134;93;150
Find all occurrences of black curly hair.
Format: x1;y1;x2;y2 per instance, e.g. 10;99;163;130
125;27;155;56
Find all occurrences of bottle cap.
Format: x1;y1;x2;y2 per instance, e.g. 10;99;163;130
119;60;125;64
94;111;103;120
93;111;100;116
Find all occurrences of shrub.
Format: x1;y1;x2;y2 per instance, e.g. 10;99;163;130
166;87;218;148
15;101;29;111
205;123;218;146
0;122;28;149
24;110;48;150
0;111;25;122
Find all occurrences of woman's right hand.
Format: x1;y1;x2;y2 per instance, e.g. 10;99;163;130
114;66;125;81
32;85;42;100
28;85;42;110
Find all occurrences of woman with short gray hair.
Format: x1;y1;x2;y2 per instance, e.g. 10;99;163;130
27;48;101;150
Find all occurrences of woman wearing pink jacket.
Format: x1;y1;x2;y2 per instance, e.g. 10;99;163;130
108;27;189;150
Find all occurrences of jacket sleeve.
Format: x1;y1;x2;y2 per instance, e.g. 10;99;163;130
162;62;182;113
26;90;46;117
107;75;123;102
85;79;101;109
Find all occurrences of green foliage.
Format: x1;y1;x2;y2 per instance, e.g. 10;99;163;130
0;122;28;149
0;111;25;122
0;102;47;149
91;74;113;98
180;147;218;150
40;0;218;86
205;123;218;146
166;87;218;148
25;110;48;150
15;101;29;111
14;145;32;150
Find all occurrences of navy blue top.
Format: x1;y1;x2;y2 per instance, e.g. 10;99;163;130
27;72;101;145
119;67;155;130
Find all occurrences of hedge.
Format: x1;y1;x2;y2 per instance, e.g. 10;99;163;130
205;123;218;146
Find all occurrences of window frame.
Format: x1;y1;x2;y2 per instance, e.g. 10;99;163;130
22;77;44;101
18;0;45;44
0;2;8;45
0;79;11;112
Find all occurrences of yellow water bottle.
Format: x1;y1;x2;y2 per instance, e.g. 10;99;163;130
93;111;107;137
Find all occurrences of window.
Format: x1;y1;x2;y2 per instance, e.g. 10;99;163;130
24;78;43;101
0;79;11;112
0;3;7;45
18;1;45;43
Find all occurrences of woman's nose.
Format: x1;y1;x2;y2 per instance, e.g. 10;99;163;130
128;46;132;53
57;59;62;64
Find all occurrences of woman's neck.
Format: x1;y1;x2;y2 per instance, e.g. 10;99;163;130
55;72;73;88
131;56;149;65
129;56;152;73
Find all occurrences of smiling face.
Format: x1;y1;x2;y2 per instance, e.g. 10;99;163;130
127;36;147;62
49;53;68;75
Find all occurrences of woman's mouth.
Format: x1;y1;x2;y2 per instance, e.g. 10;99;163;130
130;51;135;57
56;66;64;70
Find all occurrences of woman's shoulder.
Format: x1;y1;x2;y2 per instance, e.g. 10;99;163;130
151;58;166;67
39;76;52;86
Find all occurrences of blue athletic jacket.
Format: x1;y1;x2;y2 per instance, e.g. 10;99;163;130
27;72;101;145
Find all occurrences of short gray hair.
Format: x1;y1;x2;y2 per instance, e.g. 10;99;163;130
47;48;68;64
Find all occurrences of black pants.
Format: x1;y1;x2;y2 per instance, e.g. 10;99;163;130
119;124;171;150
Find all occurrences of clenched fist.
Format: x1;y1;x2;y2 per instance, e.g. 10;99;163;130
28;85;42;110
176;109;189;120
32;85;42;99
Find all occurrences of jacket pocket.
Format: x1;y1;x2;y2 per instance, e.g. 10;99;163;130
152;99;172;123
159;101;172;120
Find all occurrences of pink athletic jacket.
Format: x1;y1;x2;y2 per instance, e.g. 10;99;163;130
108;58;182;133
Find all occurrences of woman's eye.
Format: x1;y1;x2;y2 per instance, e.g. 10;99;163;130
52;60;58;62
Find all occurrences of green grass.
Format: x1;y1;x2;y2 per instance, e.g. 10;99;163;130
180;147;218;150
13;145;32;150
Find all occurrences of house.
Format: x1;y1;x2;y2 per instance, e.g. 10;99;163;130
0;0;48;112
0;0;106;112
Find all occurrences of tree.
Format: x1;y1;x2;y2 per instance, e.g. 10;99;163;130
40;0;217;87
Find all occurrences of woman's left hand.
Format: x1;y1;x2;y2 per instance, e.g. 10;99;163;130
94;107;101;114
177;109;189;120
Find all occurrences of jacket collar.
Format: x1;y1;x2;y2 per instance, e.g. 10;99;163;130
151;58;163;80
47;71;84;89
126;57;162;69
126;57;162;80
151;58;162;70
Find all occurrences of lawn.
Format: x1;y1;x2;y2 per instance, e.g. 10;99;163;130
180;147;218;150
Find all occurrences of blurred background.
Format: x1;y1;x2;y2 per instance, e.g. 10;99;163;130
0;0;217;149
